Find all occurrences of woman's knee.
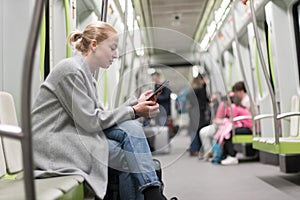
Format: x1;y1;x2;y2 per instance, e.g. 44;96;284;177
200;125;210;136
105;128;127;143
117;120;145;138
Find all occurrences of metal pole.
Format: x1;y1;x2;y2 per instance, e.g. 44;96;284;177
94;0;109;80
115;0;128;107
101;0;108;22
249;0;279;144
214;37;235;134
128;10;136;98
231;1;256;134
21;0;48;199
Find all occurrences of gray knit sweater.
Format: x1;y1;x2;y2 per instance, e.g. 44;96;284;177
32;54;137;198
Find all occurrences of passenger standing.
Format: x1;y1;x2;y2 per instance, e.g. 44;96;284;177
31;21;168;200
151;72;172;127
186;75;210;156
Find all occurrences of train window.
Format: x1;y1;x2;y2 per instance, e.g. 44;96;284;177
293;1;300;81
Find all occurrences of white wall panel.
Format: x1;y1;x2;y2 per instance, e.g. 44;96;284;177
0;0;3;91
265;1;299;136
1;0;35;121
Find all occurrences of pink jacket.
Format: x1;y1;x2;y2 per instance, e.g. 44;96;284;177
225;104;252;130
214;104;252;144
215;102;227;119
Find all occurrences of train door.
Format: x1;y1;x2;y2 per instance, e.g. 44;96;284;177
247;21;275;138
265;1;299;136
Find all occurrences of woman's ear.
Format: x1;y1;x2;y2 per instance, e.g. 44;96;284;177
90;40;97;52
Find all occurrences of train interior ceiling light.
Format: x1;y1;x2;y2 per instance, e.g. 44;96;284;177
200;0;231;51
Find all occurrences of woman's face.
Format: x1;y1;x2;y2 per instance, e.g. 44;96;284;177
93;32;119;69
235;90;244;99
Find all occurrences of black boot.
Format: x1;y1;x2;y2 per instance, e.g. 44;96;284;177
143;186;167;200
152;159;177;200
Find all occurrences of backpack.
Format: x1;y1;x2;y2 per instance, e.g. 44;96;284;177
175;88;189;114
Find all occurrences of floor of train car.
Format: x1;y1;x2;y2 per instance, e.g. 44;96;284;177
153;129;300;200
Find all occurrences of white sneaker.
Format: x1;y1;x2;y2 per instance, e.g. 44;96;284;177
221;156;239;165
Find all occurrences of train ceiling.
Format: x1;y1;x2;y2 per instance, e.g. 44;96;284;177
132;0;225;66
76;0;226;67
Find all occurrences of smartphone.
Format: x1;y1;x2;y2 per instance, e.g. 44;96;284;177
147;80;169;101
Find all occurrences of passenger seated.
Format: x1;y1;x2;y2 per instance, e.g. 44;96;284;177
214;94;252;165
199;95;229;160
31;21;168;200
232;81;250;110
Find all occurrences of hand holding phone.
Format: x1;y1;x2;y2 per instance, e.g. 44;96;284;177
146;80;169;101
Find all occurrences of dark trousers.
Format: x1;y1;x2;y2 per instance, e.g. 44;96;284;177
223;127;252;157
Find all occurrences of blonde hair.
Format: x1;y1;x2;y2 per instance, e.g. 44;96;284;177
67;21;117;53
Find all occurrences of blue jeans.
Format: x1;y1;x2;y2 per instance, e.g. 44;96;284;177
105;120;161;200
189;127;202;153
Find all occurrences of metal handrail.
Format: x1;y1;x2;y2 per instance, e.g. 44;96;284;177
254;112;300;121
94;0;108;81
0;125;23;139
101;0;108;22
115;0;128;107
250;0;280;144
254;113;274;121
0;2;45;199
214;35;234;124
0;2;47;199
128;10;136;98
277;112;300;120
21;0;47;199
233;115;252;122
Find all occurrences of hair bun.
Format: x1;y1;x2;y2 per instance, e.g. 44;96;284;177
74;33;83;41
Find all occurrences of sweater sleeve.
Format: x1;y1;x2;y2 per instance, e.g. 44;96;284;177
215;102;226;119
51;72;135;133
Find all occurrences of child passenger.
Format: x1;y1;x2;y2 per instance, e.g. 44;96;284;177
31;21;168;200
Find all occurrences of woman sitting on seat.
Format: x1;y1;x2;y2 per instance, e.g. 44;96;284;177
31;21;168;200
199;95;228;160
214;93;252;165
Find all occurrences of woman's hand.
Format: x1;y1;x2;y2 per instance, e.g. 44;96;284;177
132;101;160;118
138;89;162;103
138;90;153;103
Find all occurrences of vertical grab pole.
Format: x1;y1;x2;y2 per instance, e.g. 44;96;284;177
94;0;109;80
231;1;256;134
214;36;234;129
21;0;48;199
128;10;136;98
249;0;279;144
101;0;108;22
115;0;128;107
63;0;71;58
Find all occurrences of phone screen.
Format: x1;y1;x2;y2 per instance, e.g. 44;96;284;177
147;80;169;101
